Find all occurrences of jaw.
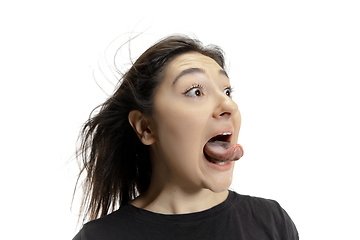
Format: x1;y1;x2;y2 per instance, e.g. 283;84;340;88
199;152;235;193
148;119;239;194
198;126;240;192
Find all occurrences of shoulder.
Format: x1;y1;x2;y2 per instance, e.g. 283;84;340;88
72;205;133;240
230;191;299;239
231;191;288;218
237;193;284;215
231;191;284;214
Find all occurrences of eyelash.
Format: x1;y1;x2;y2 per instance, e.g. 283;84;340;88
224;86;234;98
183;84;233;98
183;84;204;97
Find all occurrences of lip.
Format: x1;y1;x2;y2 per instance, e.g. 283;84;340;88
202;127;236;171
204;127;235;146
203;154;234;171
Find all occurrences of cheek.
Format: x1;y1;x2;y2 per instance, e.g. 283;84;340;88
157;111;205;146
155;94;206;137
232;111;242;142
236;111;241;129
153;103;207;161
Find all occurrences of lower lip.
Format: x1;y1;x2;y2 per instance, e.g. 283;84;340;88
204;156;234;171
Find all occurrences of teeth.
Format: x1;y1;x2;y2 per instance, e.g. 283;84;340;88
216;161;229;165
219;132;231;136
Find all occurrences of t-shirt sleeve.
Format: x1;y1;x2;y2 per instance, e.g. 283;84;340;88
250;197;299;240
71;220;118;240
72;225;93;240
72;229;82;240
72;225;92;240
276;202;299;240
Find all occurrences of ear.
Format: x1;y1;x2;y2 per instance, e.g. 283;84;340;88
128;110;156;145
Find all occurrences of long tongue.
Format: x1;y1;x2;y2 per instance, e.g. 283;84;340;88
204;141;244;162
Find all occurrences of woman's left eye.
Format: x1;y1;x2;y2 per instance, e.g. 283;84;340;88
223;87;232;97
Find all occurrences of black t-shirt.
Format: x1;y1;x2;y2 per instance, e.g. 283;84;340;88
73;191;299;240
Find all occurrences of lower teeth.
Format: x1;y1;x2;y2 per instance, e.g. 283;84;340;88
204;153;229;165
216;161;229;165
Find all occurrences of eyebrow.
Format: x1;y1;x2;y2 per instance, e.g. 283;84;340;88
173;68;229;84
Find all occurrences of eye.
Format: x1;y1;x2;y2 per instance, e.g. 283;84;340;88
183;84;204;97
188;88;203;97
223;87;233;98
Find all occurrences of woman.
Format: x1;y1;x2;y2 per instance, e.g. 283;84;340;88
73;35;299;239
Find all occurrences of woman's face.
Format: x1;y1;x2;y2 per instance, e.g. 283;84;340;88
149;52;241;193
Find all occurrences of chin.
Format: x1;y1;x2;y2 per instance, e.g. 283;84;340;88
202;168;234;193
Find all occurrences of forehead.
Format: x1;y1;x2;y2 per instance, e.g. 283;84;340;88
164;52;224;80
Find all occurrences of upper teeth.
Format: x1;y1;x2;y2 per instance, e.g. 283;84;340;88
219;132;231;135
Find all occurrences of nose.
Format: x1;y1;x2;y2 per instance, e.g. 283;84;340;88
212;93;239;119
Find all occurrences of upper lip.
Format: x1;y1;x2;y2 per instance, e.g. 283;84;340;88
206;128;234;144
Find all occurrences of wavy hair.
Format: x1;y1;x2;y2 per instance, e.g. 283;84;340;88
74;34;226;223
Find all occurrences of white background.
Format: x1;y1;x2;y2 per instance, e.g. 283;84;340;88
1;0;359;239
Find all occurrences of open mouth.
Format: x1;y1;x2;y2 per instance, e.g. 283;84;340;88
203;132;244;165
203;133;233;164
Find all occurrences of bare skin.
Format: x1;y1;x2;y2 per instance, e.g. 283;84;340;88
129;52;241;214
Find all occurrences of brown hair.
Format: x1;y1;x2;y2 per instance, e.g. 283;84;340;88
74;34;226;223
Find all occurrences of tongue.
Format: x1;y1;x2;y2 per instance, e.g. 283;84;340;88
204;141;244;162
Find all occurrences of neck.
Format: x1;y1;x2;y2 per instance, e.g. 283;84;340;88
131;177;229;215
131;148;230;214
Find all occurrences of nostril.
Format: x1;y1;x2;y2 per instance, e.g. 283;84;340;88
219;112;231;117
214;97;238;118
